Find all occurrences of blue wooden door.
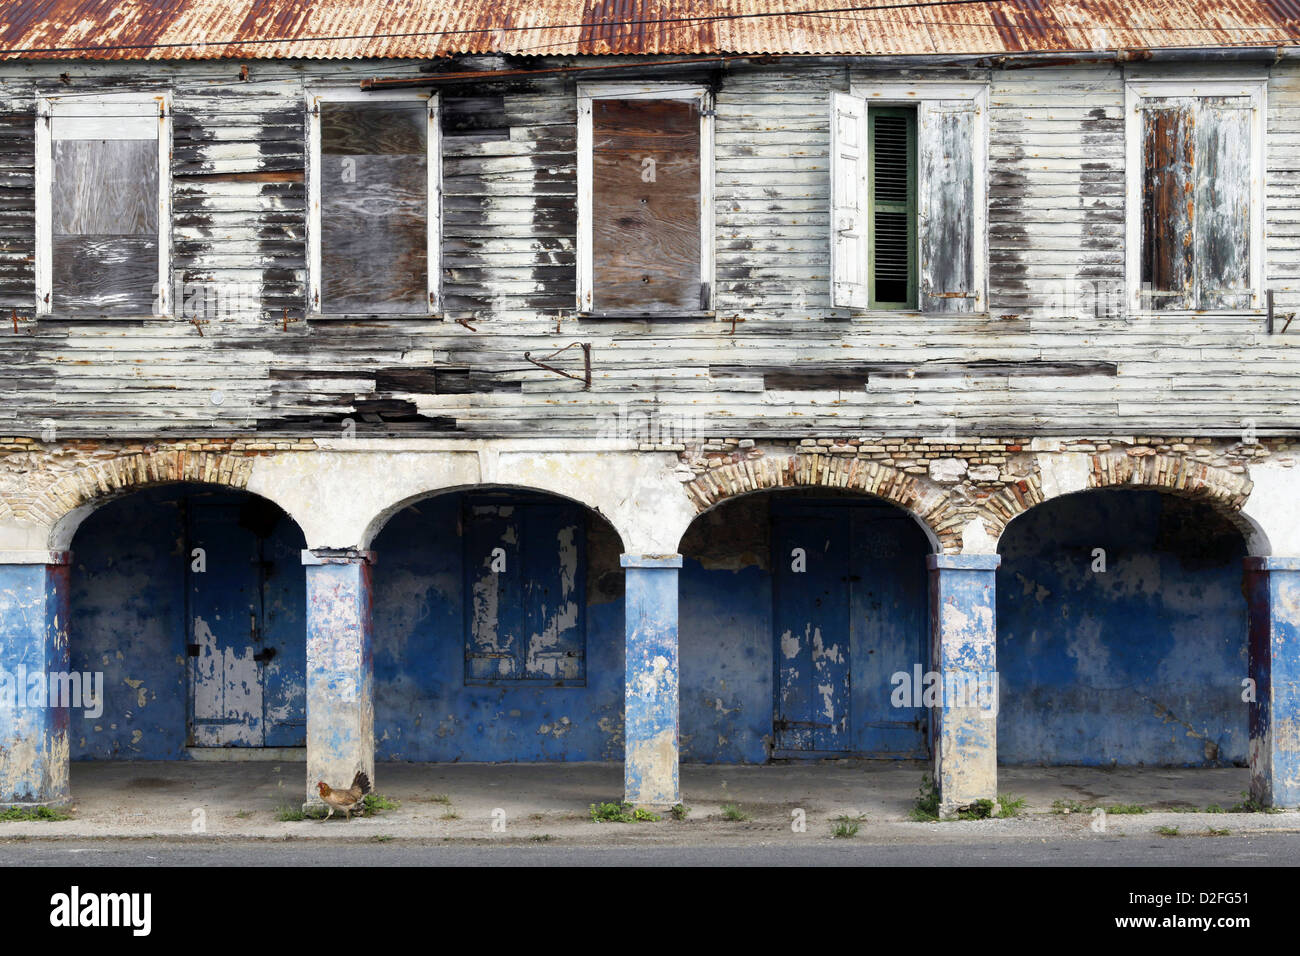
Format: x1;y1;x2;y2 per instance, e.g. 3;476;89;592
464;498;586;684
187;502;265;746
772;509;852;753
186;497;306;748
772;498;930;757
850;507;930;757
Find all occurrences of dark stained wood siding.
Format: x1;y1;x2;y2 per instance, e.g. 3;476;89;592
0;59;1293;439
0;106;34;310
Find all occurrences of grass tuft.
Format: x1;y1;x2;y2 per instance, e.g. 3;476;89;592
0;805;72;822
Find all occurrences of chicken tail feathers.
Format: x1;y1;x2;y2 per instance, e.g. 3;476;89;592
351;770;372;796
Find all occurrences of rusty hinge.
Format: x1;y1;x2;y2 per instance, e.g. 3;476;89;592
524;342;592;390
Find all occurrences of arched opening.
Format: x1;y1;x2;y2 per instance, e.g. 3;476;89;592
69;483;307;759
677;488;934;763
369;487;626;761
996;488;1249;767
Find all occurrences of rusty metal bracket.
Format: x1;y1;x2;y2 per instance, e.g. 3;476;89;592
524;342;591;390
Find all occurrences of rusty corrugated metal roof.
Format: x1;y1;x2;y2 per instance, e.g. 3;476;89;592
0;0;1298;60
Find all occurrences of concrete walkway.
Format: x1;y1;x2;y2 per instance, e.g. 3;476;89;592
3;760;1297;845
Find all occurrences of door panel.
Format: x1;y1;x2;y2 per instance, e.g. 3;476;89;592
772;513;851;753
851;510;930;757
187;502;265;747
772;498;930;758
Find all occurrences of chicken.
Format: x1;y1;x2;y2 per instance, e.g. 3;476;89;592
316;770;371;821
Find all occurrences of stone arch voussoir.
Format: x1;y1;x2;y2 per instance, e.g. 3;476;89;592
681;452;956;550
992;450;1254;545
31;451;256;541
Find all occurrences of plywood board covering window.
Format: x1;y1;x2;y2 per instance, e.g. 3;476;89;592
578;84;713;315
308;90;440;315
36;94;171;317
1125;78;1265;314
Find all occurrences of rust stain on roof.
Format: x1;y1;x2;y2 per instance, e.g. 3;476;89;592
0;0;1297;60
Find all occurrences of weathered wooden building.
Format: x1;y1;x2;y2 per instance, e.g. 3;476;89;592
2;1;1300;816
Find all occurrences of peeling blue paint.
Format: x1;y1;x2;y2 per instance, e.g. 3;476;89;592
66;486;305;760
929;553;1000;810
1245;555;1300;807
622;553;681;806
0;560;70;805
370;494;625;762
998;490;1248;767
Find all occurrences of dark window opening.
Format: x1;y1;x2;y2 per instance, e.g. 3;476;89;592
868;107;917;310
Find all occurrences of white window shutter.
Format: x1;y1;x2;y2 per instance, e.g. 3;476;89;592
830;92;868;309
919;99;980;313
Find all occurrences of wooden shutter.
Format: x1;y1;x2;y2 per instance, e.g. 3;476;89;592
1195;97;1252;310
918;100;979;313
830;92;868;309
1140;99;1195;311
868;107;917;309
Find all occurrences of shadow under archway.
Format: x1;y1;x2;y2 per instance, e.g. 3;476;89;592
69;483;307;759
678;488;934;764
996;487;1249;768
370;487;626;762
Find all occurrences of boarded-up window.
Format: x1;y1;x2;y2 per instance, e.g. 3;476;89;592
1139;96;1252;311
44;98;166;315
317;101;429;313
831;88;985;313
588;96;703;312
464;498;586;685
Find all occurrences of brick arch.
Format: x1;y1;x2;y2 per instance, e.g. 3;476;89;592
34;451;259;549
680;453;957;551
991;451;1257;545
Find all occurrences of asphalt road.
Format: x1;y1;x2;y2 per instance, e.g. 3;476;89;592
3;834;1299;865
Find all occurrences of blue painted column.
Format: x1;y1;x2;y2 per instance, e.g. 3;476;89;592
622;554;681;807
928;553;1000;817
1244;557;1300;807
0;552;71;806
303;549;374;807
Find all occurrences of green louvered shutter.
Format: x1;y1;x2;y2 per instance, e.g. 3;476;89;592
868;107;917;309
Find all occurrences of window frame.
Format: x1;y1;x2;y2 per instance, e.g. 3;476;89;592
462;496;588;688
845;79;989;316
1124;76;1267;316
576;82;715;317
866;105;919;310
305;87;441;319
35;90;173;318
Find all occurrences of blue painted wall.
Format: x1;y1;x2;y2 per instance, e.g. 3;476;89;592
997;489;1249;766
678;493;932;763
371;493;626;761
69;485;305;759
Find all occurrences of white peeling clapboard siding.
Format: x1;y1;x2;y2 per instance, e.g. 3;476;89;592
0;60;1295;438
